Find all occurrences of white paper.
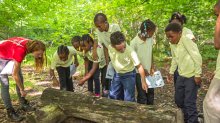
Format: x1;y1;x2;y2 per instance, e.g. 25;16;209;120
105;62;115;79
0;61;14;75
145;71;165;88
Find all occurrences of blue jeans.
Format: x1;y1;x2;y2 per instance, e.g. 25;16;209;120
109;70;136;102
0;59;24;109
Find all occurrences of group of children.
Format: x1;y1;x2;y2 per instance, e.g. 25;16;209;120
0;2;219;122
49;11;218;123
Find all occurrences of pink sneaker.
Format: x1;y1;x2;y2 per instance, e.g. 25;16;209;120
95;94;100;97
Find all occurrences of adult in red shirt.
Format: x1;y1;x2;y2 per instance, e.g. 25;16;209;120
0;37;46;122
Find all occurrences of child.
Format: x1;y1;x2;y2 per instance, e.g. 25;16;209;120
50;45;78;91
94;13;121;65
130;19;156;105
94;13;121;96
108;31;148;102
166;23;202;123
78;34;105;97
203;1;220;123
169;12;195;41
71;35;84;59
71;36;82;52
0;37;46;121
169;12;196;84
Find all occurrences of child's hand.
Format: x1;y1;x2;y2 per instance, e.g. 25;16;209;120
167;74;173;83
20;90;27;97
52;78;60;87
142;82;148;91
78;79;86;86
150;67;155;76
79;73;90;86
144;69;150;77
74;60;79;67
194;77;202;85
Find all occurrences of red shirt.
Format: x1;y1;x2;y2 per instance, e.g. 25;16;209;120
0;37;29;63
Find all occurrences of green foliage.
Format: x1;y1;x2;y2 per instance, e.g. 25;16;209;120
200;45;218;61
0;0;218;66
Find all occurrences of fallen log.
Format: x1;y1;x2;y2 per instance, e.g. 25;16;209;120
30;88;184;123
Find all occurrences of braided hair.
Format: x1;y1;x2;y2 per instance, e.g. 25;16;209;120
140;19;156;38
57;45;69;57
81;34;94;47
71;36;81;45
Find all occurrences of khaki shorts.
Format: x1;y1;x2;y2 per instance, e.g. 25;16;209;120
203;78;220;123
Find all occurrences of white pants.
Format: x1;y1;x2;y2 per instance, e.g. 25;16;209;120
203;78;220;123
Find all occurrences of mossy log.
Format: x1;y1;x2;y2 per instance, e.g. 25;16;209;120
37;88;183;123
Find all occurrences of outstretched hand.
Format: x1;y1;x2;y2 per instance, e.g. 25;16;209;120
167;74;173;84
20;90;27;97
194;77;202;86
52;78;60;87
78;79;86;86
142;82;148;92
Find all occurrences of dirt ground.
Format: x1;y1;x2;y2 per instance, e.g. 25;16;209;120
0;64;212;123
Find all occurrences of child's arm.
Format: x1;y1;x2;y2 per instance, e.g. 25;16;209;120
169;45;178;75
214;15;220;49
182;39;202;85
84;58;89;75
150;52;155;75
103;45;110;65
136;64;148;91
49;69;59;87
74;54;79;67
167;45;177;83
92;40;98;61
50;54;59;86
183;40;202;77
79;62;99;85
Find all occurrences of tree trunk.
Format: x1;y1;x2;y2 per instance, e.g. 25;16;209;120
32;88;183;123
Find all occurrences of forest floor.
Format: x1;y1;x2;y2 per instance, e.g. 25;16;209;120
0;62;213;123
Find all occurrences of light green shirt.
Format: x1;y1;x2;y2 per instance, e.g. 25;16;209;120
96;23;121;48
170;27;195;73
85;44;106;68
182;27;195;40
214;51;220;79
108;44;140;73
50;46;76;69
169;36;202;77
130;35;153;72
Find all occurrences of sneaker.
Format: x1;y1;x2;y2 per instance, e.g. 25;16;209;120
7;108;24;122
102;90;109;97
95;94;100;97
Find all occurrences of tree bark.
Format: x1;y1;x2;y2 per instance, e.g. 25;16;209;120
37;88;183;123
